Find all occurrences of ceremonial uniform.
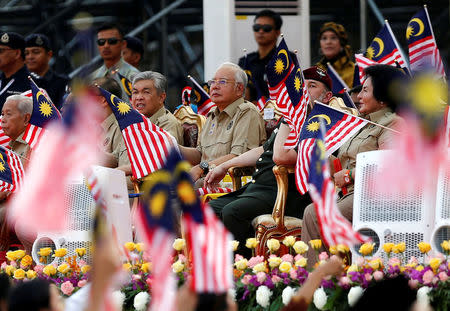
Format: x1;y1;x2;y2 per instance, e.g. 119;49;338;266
301;108;401;265
0;66;31;110
149;106;184;145
209;122;311;256
238;48;296;99
197;97;266;162
101;113;132;190
91;58;139;100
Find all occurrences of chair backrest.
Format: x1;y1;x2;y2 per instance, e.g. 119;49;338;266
352;150;435;262
174;105;206;147
432;160;450;254
260;100;283;138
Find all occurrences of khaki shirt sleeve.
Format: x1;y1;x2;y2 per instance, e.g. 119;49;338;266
229;107;266;156
378;115;403;150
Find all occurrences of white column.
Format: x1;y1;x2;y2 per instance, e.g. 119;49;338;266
203;0;234;81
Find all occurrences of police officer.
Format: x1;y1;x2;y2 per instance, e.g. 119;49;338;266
0;32;31;110
25;34;69;110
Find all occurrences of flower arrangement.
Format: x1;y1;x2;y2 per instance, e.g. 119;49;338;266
1;238;449;311
0;247;90;297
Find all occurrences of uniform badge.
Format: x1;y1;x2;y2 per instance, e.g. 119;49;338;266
36;36;43;45
1;33;9;43
103;137;110;146
226;120;233;131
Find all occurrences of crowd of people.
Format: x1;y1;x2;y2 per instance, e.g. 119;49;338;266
0;6;443;311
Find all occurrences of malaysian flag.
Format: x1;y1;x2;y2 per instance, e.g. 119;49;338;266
407;6;446;77
266;37;295;101
9;91;102;233
0;118;11;148
295;103;367;194
23;77;61;149
116;71;133;100
188;76;215;116
354;54;378;83
352;64;361;87
196;186;233;197
135;164;177;311
326;63;357;109
174;153;233;293
98;87;178;179
364;21;408;67
308;120;366;247
0;146;24;192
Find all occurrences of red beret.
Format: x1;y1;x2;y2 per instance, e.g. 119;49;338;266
303;66;332;91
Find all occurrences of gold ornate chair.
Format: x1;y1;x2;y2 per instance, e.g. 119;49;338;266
173;106;206;148
251;165;302;257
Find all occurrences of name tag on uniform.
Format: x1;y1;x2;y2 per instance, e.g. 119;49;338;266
263;108;274;120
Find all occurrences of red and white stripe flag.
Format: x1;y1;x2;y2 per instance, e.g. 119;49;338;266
0;146;24;192
295;103;367;194
355;54;378;83
98;87;178;179
0;117;11;148
196;186;233;197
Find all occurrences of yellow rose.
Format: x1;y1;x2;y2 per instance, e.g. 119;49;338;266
13;268;25;280
417;242;431;254
441;240;450;253
267;239;280;253
337;244;350;253
53;248;67;258
268;256;282;269
347;264;359;273
141;262;151;273
393;242;406;254
368;258;383;270
252;262;266;273
231;240;239;252
75;248;86;257
282;236;296;248
5;265;15;276
245;238;258;249
135;243;145;252
124;242;136;252
26;270;37;279
38;247;52;257
295;257;307;268
309;239;322;250
293;241;309;254
429;258;441;272
329;245;337;255
123;263;132;271
234;259;248;270
172;239;186;251
359;243;374;256
172;260;185;273
43;265;56;276
57;263;71;274
383;243;394;254
416;265;424;272
5;251;16;262
20;255;33;267
279;261;292;273
14;250;25;260
81;265;91;274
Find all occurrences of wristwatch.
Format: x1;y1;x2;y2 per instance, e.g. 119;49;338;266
199;161;210;175
344;170;351;183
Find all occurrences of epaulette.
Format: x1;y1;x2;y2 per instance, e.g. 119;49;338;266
238;100;257;112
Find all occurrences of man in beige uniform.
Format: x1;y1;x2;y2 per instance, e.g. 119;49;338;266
131;71;184;144
179;62;266;185
0;95;33;252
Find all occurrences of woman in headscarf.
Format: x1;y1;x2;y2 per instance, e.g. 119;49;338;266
316;22;355;88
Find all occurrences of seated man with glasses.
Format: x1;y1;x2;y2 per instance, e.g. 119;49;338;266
238;9;295;99
90;23;139;100
179;62;266;187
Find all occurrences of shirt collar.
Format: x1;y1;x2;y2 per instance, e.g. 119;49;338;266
149;106;166;123
212;97;244;118
366;107;391;122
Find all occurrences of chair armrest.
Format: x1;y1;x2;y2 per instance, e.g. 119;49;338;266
227;166;256;190
272;165;295;227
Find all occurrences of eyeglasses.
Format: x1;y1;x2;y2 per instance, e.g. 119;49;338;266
252;24;274;33
207;79;237;87
0;48;13;54
97;38;121;46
